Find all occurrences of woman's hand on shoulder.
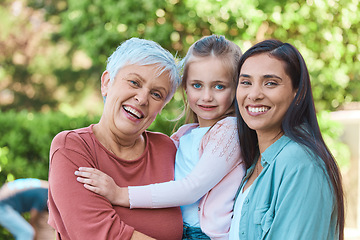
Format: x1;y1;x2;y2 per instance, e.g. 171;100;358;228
75;167;130;207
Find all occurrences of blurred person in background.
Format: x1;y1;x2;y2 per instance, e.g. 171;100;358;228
0;178;53;240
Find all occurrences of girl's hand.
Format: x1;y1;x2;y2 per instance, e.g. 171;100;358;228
75;167;130;207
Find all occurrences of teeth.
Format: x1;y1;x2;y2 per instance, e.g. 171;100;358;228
123;106;142;119
248;106;269;113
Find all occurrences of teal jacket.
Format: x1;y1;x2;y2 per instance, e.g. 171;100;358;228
234;135;338;240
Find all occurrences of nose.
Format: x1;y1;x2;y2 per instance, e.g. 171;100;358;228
247;84;264;101
202;88;213;102
134;89;149;106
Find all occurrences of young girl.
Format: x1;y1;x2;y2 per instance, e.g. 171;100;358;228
75;35;245;239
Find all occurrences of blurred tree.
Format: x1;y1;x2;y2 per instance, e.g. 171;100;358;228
0;0;103;115
1;0;357;114
0;0;358;164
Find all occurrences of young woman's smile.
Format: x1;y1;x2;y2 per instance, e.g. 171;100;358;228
246;104;270;116
236;53;296;138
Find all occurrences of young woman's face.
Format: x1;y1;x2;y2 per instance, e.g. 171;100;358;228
101;64;171;137
186;56;236;127
236;53;296;138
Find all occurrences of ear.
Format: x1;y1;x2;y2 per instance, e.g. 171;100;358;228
293;88;298;98
101;71;111;97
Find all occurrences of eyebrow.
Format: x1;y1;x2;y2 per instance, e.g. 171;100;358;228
127;73;144;81
239;73;282;81
127;73;169;95
239;74;250;78
213;80;229;84
188;79;229;84
153;85;169;96
263;74;282;81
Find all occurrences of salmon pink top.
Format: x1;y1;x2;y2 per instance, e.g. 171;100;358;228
48;125;183;240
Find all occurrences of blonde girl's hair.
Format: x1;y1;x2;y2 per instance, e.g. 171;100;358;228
179;35;242;124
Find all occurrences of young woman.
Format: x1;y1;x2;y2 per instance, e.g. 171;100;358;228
230;39;344;240
75;35;245;239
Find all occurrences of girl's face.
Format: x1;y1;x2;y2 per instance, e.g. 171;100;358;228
186;56;236;127
236;53;296;138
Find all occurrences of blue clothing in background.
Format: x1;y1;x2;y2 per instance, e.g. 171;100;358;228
232;135;337;240
0;204;35;240
0;178;48;240
1;188;48;213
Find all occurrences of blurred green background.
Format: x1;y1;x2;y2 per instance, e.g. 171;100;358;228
0;0;359;238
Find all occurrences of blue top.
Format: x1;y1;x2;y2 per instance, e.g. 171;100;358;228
175;126;210;227
233;135;337;240
0;178;48;213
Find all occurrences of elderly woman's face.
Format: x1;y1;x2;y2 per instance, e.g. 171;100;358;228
101;64;171;137
236;53;296;138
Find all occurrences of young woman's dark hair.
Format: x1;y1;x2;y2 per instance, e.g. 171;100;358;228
235;39;344;239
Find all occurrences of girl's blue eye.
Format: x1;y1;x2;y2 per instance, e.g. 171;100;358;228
215;85;225;90
193;83;201;89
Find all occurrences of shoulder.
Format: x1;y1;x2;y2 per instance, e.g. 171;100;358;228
146;131;176;148
277;139;316;166
146;131;171;141
171;123;198;138
51;126;92;148
267;138;333;200
212;116;237;130
50;125;95;160
205;116;238;141
199;117;240;157
170;123;199;145
146;131;177;163
274;138;327;181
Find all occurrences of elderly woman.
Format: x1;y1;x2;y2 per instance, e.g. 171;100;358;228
47;38;183;240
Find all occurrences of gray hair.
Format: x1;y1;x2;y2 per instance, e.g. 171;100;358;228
106;38;181;101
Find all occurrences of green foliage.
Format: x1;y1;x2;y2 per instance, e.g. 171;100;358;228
16;0;358;114
148;91;185;135
0;110;100;184
0;0;104;115
0;110;100;238
1;0;359;113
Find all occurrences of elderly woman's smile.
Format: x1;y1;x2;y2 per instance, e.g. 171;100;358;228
101;64;171;137
123;105;144;119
